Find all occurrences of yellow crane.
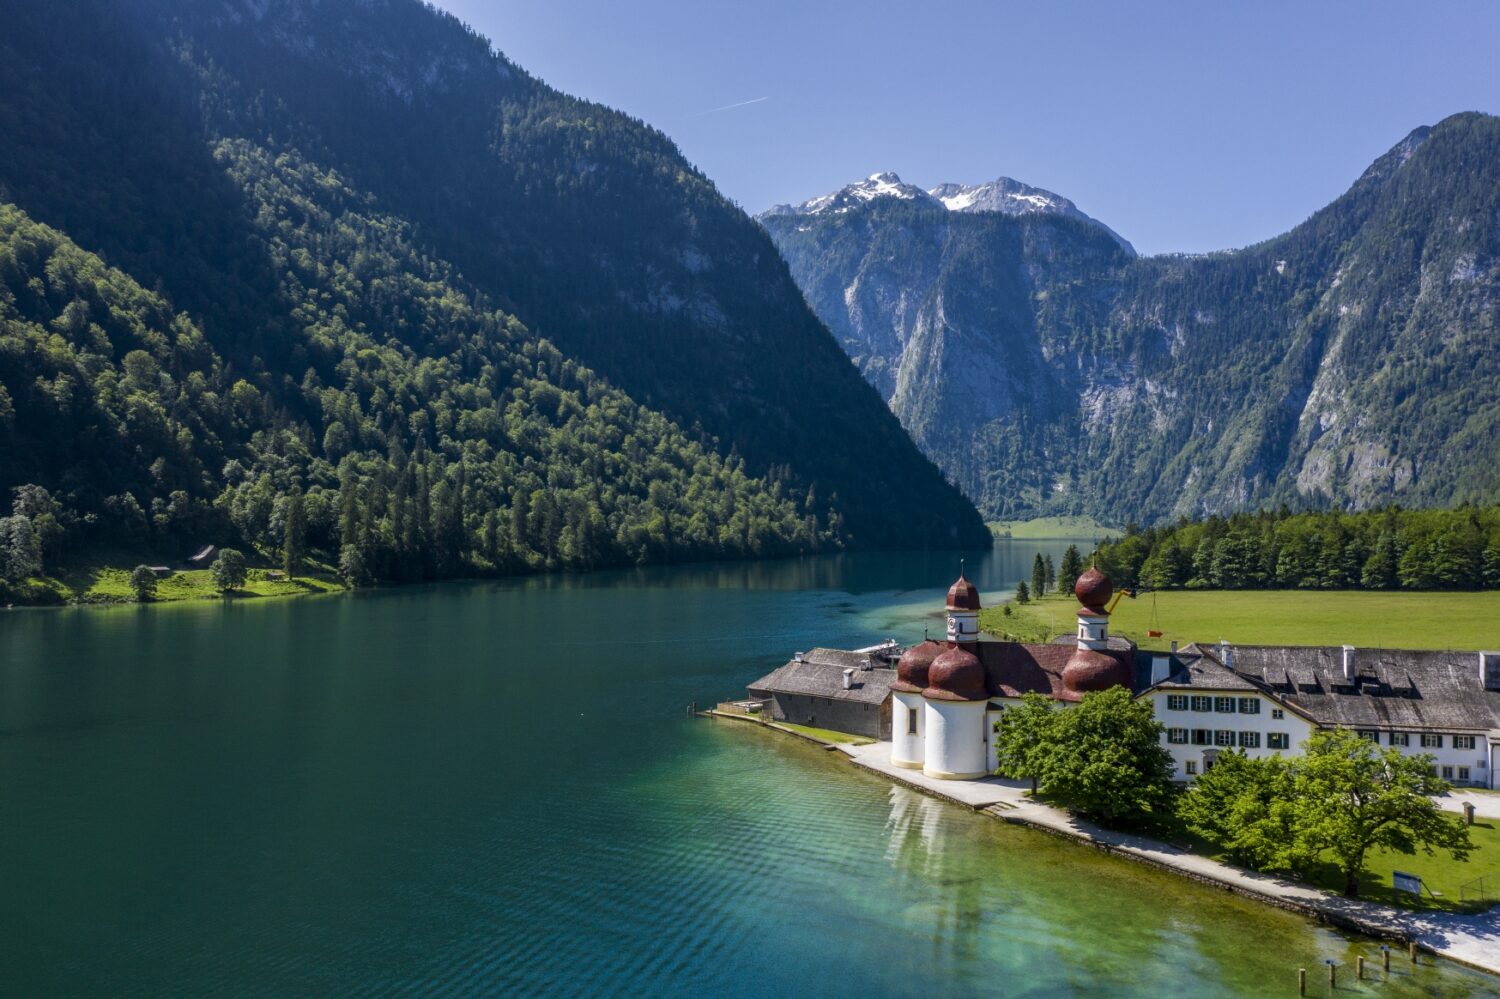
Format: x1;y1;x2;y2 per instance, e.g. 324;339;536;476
1106;585;1163;637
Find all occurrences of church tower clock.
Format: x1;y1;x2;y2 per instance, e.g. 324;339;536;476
945;563;981;643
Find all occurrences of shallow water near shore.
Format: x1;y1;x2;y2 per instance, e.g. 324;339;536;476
1;542;1495;995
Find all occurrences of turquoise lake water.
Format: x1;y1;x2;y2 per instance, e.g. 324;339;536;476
1;542;1496;996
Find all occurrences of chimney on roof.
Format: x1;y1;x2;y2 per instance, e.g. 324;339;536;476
1342;645;1356;682
1482;652;1500;690
1170;640;1179;654
842;668;855;690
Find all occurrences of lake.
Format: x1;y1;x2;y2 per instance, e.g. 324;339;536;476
1;540;1495;996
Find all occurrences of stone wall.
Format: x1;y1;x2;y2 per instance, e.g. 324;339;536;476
750;690;890;740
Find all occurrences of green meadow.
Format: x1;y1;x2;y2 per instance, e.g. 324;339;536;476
987;515;1120;539
982;590;1500;651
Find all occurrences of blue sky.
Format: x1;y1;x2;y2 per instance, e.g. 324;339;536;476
434;0;1499;255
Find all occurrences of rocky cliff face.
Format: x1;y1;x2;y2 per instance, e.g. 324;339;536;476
760;114;1500;523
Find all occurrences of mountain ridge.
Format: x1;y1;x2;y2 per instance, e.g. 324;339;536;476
759;112;1500;525
0;0;988;586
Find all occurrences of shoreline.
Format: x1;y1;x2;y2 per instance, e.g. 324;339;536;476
706;708;1500;980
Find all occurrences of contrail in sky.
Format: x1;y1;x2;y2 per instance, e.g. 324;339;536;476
691;96;770;117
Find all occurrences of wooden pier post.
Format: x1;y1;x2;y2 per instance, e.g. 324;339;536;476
1356;955;1364;980
1297;968;1305;995
1381;945;1390;972
1326;959;1336;989
1409;941;1418;963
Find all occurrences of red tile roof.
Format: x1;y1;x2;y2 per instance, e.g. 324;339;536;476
975;641;1134;702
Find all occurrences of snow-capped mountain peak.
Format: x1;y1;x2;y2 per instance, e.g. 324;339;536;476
760;171;1134;255
927;177;1135;254
762;172;940;217
929;177;1070;214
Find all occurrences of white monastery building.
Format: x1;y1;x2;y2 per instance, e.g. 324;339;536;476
749;567;1500;787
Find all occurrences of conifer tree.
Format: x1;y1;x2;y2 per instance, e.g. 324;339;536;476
283;488;307;579
1059;545;1084;594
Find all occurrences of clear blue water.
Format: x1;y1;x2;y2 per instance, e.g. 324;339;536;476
1;542;1495;996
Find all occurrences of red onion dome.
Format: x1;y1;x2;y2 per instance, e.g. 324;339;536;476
923;645;988;701
1074;566;1113;613
1062;648;1134;694
892;640;944;694
946;573;981;611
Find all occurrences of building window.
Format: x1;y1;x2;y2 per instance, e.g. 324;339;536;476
1237;698;1260;714
1238;732;1261;749
1442;765;1454;779
1459;766;1471;782
1389;732;1410;747
1455;735;1476;750
907;710;918;735
1215;730;1235;746
1214;697;1237;713
1358;730;1379;743
1421;734;1444;749
1191;729;1213;746
1168;728;1188;744
1167;695;1188;711
1185;761;1198;776
1271;708;1284;720
1190;696;1212;712
1267;733;1290;750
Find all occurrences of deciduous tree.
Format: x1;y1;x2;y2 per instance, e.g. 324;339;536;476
992;692;1059;792
211;548;248;593
129;564;158;601
1292;729;1471;898
1034;687;1176;827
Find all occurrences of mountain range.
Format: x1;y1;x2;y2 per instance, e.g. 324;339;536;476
759;114;1500;525
0;0;987;583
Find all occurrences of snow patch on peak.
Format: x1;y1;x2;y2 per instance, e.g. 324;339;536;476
930;177;1071;216
762;172;941;217
928;177;1135;256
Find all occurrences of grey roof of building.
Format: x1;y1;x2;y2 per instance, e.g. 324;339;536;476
1149;651;1265;692
1158;644;1500;732
748;651;896;705
797;647;900;670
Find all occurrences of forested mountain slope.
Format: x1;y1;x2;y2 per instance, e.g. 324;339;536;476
761;113;1500;524
0;0;986;582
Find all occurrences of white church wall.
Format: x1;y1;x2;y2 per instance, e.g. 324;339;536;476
922;699;987;779
891;691;925;769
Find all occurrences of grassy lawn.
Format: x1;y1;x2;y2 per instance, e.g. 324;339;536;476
1298;816;1500;913
988;515;1119;539
1151;811;1499;914
978;593;1075;643
13;559;343;606
1106;589;1500;651
776;722;874;746
981;589;1500;652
